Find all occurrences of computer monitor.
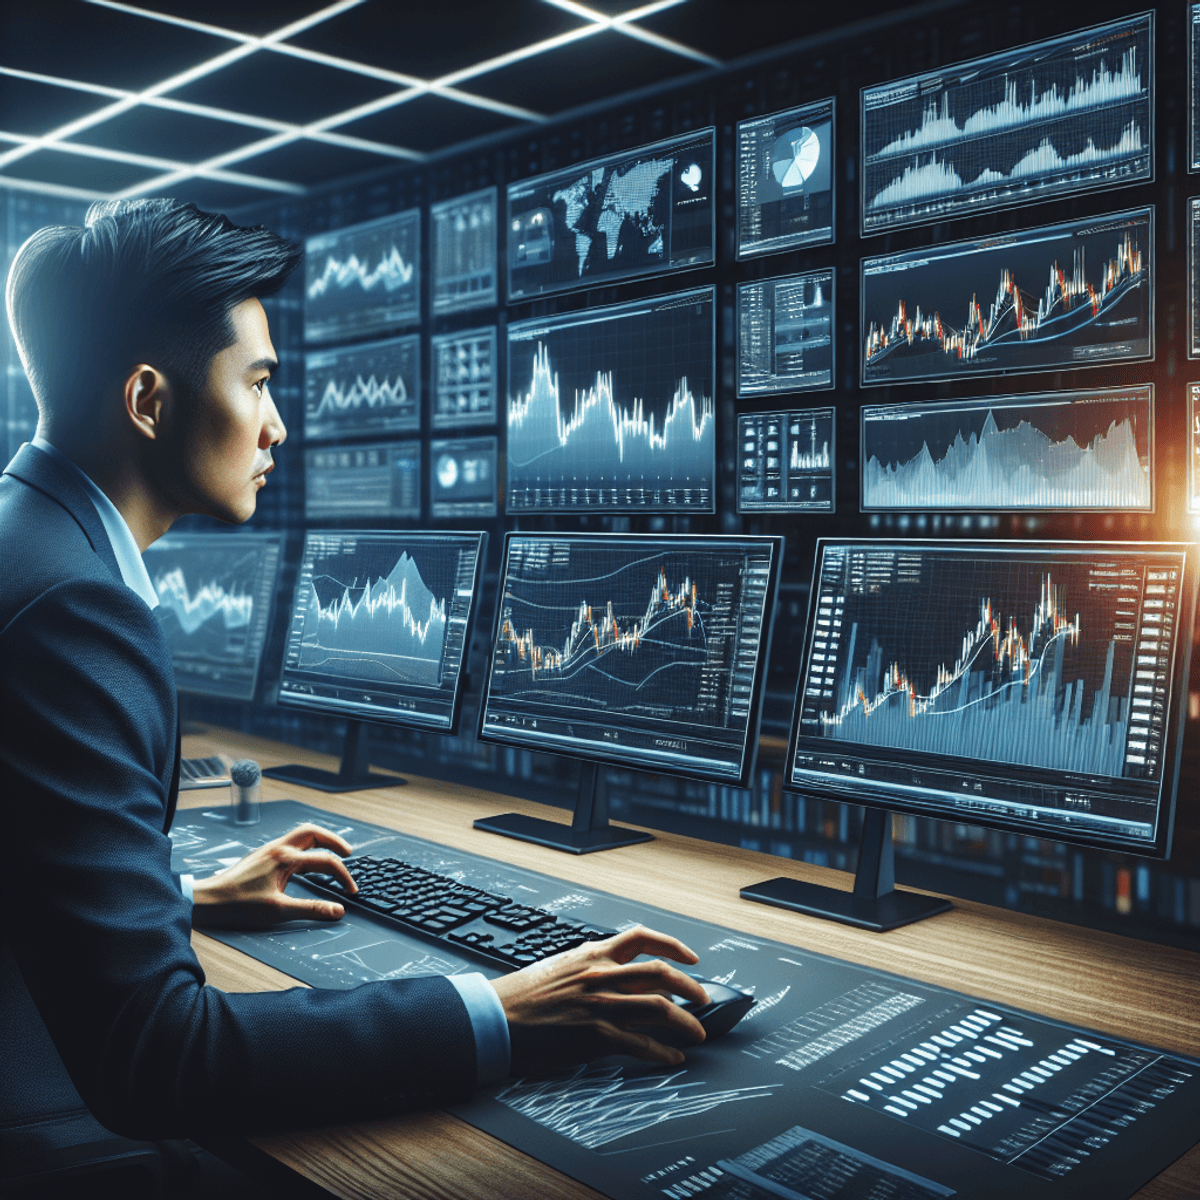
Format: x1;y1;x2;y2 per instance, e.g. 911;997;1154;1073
304;441;421;521
736;408;835;514
430;436;498;519
430;186;498;314
475;532;782;853
142;532;282;702
267;530;486;791
743;539;1197;930
737;270;834;396
431;326;498;429
1190;383;1200;514
304;334;420;442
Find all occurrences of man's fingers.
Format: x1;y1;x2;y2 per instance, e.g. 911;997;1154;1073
596;959;710;1006
602;925;700;967
594;1020;687;1067
280;822;354;858
277;894;345;922
287;848;358;893
591;990;707;1041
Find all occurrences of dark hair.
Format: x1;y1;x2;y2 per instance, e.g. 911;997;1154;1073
5;198;302;418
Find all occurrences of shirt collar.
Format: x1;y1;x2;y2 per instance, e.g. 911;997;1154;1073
30;435;159;610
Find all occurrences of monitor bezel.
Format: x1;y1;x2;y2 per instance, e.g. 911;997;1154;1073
276;528;487;734
784;538;1196;859
477;530;783;788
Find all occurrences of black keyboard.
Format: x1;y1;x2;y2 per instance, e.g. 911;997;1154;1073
299;855;616;971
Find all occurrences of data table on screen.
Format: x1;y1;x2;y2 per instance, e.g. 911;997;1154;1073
431;326;498;429
736;97;834;258
305;441;421;520
860;388;1153;512
790;541;1193;854
304;334;420;442
430;435;498;519
431;186;498;314
506;129;714;301
860;13;1153;234
737;408;835;513
861;207;1152;387
738;270;834;395
278;531;483;729
506;288;715;513
304;208;421;344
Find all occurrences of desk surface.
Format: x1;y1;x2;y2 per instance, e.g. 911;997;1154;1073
180;727;1200;1200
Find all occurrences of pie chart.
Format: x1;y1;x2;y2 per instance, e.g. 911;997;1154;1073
772;126;820;190
436;455;459;489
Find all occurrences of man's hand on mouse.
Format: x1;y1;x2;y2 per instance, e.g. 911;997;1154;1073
488;925;710;1075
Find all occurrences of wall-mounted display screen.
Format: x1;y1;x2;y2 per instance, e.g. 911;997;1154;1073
506;128;715;301
304;334;420;442
861;387;1154;512
860;12;1153;234
305;441;421;520
506;288;715;513
430;435;498;519
737;408;835;513
736;97;834;258
431;186;498;314
1190;383;1200;514
304;208;421;343
738;270;834;395
861;207;1152;386
1190;198;1200;359
431;326;498;429
1191;6;1200;172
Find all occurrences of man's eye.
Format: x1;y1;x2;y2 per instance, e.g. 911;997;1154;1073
255;379;269;396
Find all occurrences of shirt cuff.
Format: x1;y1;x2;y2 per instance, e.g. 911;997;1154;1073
180;873;194;904
448;973;510;1085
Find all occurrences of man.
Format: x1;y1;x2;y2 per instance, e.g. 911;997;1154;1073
0;199;708;1140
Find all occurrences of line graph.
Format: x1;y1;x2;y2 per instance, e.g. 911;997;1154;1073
861;388;1153;512
506;289;715;512
304;334;420;441
861;14;1152;232
304;208;421;343
861;208;1152;385
155;567;252;634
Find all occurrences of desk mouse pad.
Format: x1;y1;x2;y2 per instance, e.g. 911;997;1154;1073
172;800;1199;1200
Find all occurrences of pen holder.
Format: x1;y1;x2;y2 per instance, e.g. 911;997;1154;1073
231;759;261;825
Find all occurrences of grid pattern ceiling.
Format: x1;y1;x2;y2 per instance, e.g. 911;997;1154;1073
0;0;894;212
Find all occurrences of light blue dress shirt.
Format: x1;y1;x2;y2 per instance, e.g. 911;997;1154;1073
25;438;511;1083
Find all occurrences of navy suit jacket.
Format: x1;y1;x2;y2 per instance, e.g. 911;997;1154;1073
0;443;478;1138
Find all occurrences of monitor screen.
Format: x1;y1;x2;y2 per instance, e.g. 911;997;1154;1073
736;97;834;258
737;408;835;514
305;441;421;521
431;186;498;314
860;12;1153;235
304;334;420;442
143;532;282;701
1190;383;1200;514
1190;5;1200;172
737;269;834;395
431;325;498;429
1190;197;1200;359
506;287;715;513
506;128;715;302
479;533;781;785
860;386;1154;512
861;207;1153;387
430;435;498;519
788;540;1196;856
278;530;485;730
304;208;420;344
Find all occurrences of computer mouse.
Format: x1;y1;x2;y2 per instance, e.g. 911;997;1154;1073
656;977;756;1046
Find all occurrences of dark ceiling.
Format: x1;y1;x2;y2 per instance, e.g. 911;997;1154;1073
0;0;906;211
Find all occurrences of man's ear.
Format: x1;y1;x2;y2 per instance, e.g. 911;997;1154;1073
123;364;172;441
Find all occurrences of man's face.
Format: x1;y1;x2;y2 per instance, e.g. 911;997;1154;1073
166;296;286;524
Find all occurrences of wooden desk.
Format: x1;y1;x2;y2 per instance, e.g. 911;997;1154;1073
180;728;1200;1200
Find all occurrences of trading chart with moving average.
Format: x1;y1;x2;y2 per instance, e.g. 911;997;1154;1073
143;533;281;701
279;531;484;729
736;97;834;258
861;386;1153;512
304;208;420;344
737;408;835;513
860;13;1152;234
738;270;834;395
506;128;714;301
431;186;498;314
861;207;1152;386
479;534;780;784
431;326;498;429
790;541;1194;854
506;288;715;513
304;334;420;442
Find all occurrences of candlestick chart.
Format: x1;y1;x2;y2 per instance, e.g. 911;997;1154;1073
506;290;715;512
861;13;1151;233
304;335;420;441
862;208;1151;385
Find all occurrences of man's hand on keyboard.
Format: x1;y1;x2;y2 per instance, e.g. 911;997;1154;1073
191;823;358;929
489;925;709;1074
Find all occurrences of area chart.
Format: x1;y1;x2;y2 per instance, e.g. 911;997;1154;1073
304;334;420;441
861;13;1152;233
861;387;1153;512
861;207;1152;386
506;289;715;512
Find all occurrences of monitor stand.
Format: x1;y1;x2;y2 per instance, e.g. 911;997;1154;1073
262;720;405;793
474;761;653;855
740;808;951;931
